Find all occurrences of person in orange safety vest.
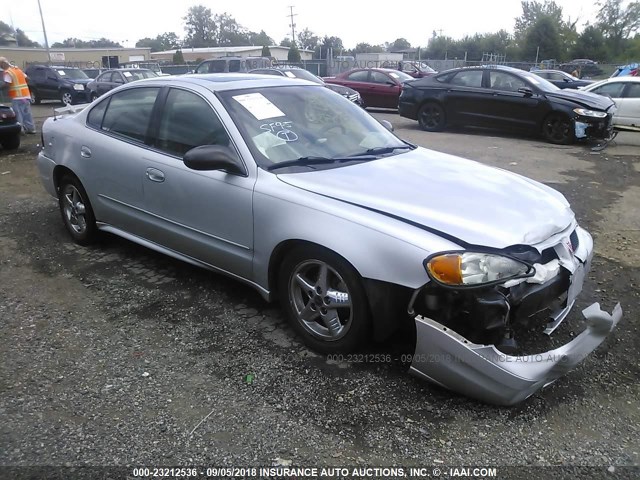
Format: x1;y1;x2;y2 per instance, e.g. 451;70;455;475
0;57;36;134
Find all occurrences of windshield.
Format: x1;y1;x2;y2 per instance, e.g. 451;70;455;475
388;70;414;82
516;69;560;92
122;70;158;80
58;69;89;79
285;69;324;84
218;85;409;171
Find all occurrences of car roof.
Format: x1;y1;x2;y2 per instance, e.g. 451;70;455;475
586;76;640;88
532;69;570;75
131;73;316;91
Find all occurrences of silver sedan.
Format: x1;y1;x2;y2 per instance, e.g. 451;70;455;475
36;74;622;405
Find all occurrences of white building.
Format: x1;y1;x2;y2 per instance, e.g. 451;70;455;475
150;46;313;63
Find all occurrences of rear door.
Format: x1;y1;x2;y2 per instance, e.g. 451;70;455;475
616;82;640;127
441;69;487;125
588;81;628;126
341;70;375;106
81;86;161;236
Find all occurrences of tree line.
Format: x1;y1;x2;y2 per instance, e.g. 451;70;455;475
1;0;638;63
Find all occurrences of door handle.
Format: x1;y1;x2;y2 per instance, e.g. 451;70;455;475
145;168;165;183
80;146;91;158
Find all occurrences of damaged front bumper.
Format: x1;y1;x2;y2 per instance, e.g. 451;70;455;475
409;302;622;406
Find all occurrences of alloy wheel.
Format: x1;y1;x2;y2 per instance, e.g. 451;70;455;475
288;259;353;341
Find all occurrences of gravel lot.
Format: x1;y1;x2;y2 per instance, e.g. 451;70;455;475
1;103;639;477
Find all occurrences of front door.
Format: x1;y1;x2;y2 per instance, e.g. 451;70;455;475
141;87;255;278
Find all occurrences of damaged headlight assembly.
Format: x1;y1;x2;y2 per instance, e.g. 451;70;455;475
424;251;534;288
573;108;607;118
413;247;622;406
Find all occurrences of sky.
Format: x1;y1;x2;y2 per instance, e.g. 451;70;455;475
2;0;603;50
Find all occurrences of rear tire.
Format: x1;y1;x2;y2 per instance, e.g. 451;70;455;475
278;245;371;354
0;134;20;150
542;113;574;145
418;102;446;131
58;175;98;245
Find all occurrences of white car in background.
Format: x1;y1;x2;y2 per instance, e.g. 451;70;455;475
581;76;640;130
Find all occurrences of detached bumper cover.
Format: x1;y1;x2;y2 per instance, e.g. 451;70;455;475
410;302;622;406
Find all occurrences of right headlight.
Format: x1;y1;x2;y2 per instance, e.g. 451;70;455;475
573;108;607;118
424;251;534;288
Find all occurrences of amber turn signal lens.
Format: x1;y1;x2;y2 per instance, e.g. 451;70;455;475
426;254;463;285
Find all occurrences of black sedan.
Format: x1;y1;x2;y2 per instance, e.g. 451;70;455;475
249;67;363;106
87;69;158;100
531;69;594;89
399;65;615;144
0;104;21;150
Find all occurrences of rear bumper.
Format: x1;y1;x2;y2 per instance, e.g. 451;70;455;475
0;123;22;136
409;302;622;406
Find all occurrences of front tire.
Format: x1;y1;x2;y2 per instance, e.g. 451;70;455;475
418;102;446;131
542;113;574;145
58;175;98;245
278;245;371;353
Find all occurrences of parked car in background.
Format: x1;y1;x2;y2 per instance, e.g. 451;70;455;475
36;74;621;405
26;65;92;105
559;59;603;78
194;56;272;74
82;68;107;79
0;104;21;150
324;68;414;108
531;69;594;89
581;76;640;130
399;65;616;144
119;61;168;76
86;69;158;100
398;61;437;78
249;67;363;106
610;63;639;78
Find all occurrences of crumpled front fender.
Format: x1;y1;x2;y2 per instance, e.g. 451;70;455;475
409;302;622;406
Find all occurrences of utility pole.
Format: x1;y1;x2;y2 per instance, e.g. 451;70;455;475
287;6;297;44
37;0;52;63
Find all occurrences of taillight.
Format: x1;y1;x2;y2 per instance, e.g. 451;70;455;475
1;108;16;119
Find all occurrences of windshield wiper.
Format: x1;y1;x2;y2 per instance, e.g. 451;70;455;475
266;155;376;171
349;145;415;157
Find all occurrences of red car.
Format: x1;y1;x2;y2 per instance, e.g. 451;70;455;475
324;68;414;108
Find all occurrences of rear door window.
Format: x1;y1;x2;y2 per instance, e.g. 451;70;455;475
100;87;160;143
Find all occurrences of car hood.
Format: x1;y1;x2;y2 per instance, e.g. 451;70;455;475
277;148;574;249
545;88;614;110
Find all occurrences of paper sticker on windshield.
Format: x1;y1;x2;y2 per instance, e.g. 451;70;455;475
123;71;132;77
57;70;66;76
233;93;285;120
284;71;296;78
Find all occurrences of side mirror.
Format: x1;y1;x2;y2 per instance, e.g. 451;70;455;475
517;87;533;96
378;119;394;132
184;145;246;175
386;81;397;87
